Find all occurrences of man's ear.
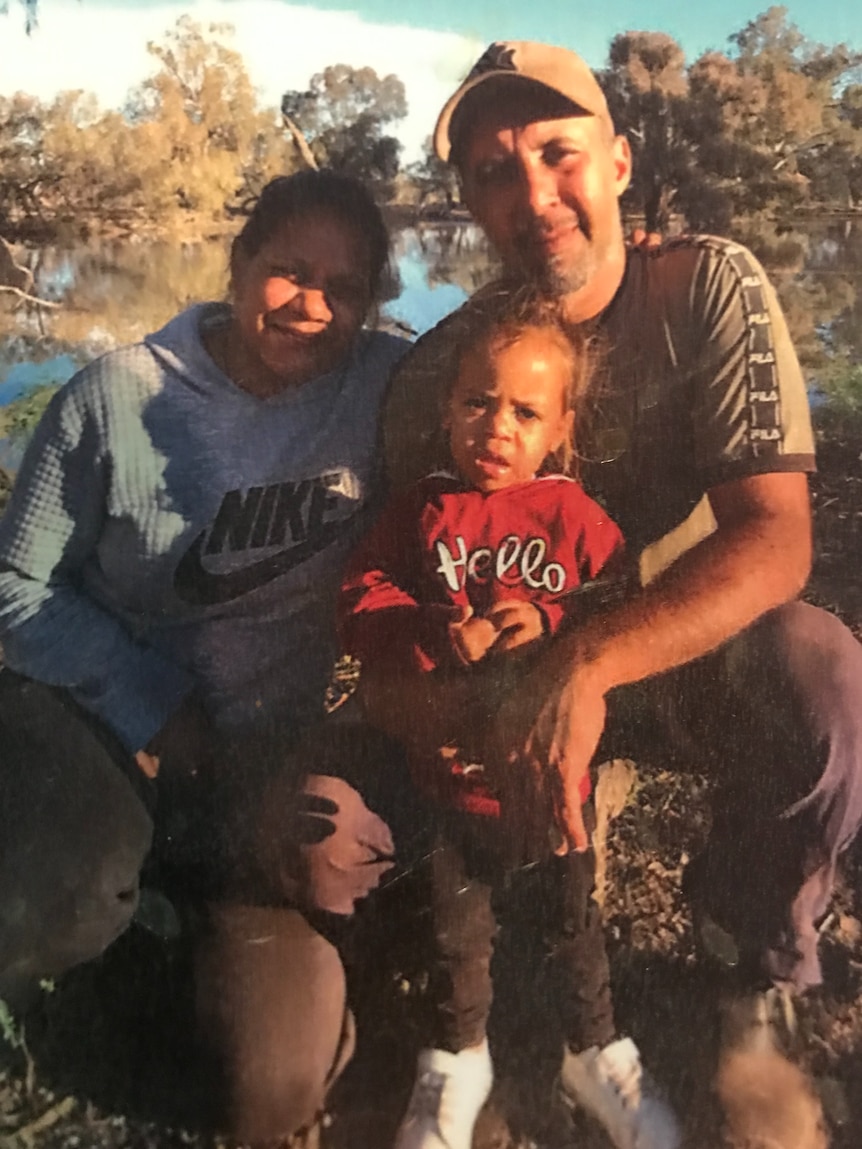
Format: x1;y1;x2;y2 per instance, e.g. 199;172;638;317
611;134;632;198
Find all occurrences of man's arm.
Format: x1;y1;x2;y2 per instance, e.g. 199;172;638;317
557;470;810;696
504;469;811;851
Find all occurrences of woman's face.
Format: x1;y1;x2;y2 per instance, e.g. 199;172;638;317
230;210;374;392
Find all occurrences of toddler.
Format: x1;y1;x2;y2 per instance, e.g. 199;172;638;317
340;295;663;1149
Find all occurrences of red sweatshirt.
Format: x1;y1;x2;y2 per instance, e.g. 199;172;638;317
339;472;625;815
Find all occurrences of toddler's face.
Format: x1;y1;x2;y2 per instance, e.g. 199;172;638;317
445;328;573;492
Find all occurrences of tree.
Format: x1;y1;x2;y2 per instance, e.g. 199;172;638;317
404;138;461;215
127;17;294;218
722;8;862;212
281;65;407;184
600;32;692;232
0;93;59;231
0;0;37;34
604;10;862;234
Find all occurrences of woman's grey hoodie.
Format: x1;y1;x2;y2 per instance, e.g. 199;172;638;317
0;303;408;751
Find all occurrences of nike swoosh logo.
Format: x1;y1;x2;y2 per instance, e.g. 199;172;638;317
174;512;360;606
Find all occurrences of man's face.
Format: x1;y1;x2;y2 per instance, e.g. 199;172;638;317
458;101;631;312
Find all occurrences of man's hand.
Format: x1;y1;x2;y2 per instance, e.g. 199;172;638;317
528;664;607;854
293;774;396;915
135;749;160;779
627;227;662;250
492;651;607;855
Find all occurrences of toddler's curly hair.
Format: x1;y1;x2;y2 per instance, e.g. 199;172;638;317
448;286;596;476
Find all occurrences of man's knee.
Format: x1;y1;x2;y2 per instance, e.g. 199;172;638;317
194;904;351;1144
763;601;862;744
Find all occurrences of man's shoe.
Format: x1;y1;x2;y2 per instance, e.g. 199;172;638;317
717;987;828;1149
559;1036;682;1149
394;1040;493;1149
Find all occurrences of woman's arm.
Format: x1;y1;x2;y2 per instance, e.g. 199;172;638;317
0;376;193;753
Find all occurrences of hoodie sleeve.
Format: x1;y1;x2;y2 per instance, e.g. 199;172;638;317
535;484;628;636
339;485;464;674
0;371;194;753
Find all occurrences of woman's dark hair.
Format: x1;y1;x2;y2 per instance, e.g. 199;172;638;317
233;170;392;302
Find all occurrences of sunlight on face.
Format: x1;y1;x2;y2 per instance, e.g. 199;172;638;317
230;211;372;394
446;327;574;491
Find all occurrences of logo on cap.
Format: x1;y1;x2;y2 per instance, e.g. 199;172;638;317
467;42;518;81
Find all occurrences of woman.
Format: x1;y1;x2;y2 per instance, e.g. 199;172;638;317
0;170;410;1143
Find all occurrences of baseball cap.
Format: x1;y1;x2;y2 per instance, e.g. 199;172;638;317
434;40;613;163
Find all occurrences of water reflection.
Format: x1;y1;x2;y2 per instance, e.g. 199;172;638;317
1;219;861;419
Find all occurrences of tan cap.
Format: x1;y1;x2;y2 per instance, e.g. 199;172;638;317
434;40;613;163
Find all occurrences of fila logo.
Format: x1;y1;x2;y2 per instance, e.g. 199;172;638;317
435;534;567;594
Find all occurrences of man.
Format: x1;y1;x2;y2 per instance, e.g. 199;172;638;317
372;40;862;1149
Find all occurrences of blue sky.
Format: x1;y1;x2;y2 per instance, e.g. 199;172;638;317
259;0;861;61
2;0;859;161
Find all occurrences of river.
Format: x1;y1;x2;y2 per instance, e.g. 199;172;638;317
1;218;861;458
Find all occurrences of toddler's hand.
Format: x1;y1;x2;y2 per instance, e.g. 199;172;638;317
449;604;499;664
485;600;545;655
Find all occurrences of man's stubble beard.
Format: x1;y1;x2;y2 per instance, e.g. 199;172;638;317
512;230;602;301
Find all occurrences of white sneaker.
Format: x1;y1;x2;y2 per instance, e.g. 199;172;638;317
394;1040;494;1149
559;1036;681;1149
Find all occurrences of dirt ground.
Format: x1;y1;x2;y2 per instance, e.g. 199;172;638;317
3;422;862;1149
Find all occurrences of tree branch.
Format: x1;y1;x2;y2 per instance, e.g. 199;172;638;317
281;112;319;171
0;284;61;308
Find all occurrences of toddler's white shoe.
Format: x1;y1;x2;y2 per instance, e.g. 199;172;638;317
559;1035;681;1149
394;1040;493;1149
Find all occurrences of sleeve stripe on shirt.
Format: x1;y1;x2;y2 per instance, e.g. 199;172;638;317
679;236;784;458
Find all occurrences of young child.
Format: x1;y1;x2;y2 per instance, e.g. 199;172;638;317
339;295;675;1149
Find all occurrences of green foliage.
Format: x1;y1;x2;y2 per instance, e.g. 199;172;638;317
0;995;24;1049
814;359;862;417
4;383;58;443
281;65;407;185
3;7;862;234
0;17;294;233
602;8;862;234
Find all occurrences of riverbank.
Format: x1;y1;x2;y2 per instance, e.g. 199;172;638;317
1;412;862;1149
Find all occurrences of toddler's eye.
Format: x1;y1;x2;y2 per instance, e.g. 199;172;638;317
464;396;489;412
515;405;539;421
